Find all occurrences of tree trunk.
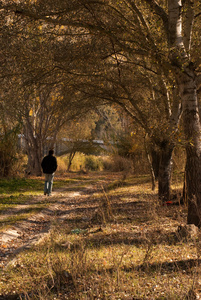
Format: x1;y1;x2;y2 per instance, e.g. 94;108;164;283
67;150;76;171
144;135;156;190
167;0;201;226
151;149;160;180
158;143;174;202
24;122;43;176
182;71;201;226
26;146;42;176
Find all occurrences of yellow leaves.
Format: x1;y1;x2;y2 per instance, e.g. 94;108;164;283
29;108;33;116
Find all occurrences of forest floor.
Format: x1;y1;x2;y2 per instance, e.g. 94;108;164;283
0;171;201;300
0;172;120;268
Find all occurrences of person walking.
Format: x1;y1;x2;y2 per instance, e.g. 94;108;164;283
41;149;57;196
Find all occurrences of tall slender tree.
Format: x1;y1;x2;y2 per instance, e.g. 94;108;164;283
166;0;201;225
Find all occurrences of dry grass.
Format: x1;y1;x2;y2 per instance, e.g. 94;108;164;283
0;172;201;299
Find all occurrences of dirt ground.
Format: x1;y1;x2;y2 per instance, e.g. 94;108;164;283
0;173;121;269
2;173;200;300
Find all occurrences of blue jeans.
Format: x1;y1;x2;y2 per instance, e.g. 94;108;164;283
44;173;54;195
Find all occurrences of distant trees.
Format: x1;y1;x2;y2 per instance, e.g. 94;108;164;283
22;84;72;175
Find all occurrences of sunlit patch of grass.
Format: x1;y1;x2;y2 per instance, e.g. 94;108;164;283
0;195;29;209
0;178;44;194
104;175;156;197
0;205;47;231
0;176;89;214
0;176;93;196
0;194;47;213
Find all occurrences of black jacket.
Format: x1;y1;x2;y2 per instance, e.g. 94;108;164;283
41;155;57;174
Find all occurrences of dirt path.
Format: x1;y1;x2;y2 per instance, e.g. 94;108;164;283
0;182;99;269
0;172;138;269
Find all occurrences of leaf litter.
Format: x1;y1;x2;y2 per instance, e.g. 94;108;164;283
0;172;201;299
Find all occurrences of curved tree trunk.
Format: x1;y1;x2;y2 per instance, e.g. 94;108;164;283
67;150;76;171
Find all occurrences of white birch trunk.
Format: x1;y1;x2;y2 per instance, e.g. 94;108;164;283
168;0;201;226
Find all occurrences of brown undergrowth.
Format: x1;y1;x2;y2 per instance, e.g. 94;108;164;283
0;172;201;299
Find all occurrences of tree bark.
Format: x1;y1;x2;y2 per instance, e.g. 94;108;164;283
144;135;156;191
26;146;42;176
67;150;76;171
158;142;174;202
182;70;201;226
167;0;201;226
24;120;43;176
151;149;160;180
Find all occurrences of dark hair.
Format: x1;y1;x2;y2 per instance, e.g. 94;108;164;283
49;149;54;155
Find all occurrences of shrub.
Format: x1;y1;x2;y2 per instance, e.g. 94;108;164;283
56;156;68;173
100;155;133;172
57;153;103;172
57;154;134;173
0;126;20;177
84;155;103;171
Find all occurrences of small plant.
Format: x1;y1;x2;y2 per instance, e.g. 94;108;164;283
84;155;102;171
102;155;133;172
